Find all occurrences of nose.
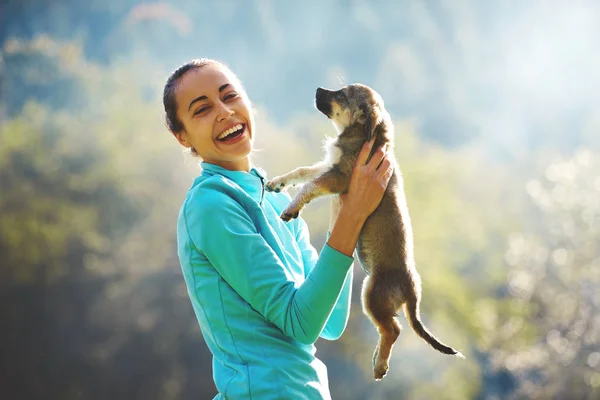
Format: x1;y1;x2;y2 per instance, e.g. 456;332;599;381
216;101;234;121
314;87;333;116
315;87;333;101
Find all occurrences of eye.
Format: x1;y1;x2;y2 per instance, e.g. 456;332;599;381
194;106;210;116
223;92;238;101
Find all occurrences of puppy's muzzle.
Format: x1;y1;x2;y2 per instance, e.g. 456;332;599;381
315;87;333;117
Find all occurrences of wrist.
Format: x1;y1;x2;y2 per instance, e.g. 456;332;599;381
338;202;368;224
327;204;367;257
329;196;342;230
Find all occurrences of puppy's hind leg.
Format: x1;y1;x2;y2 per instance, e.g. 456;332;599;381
361;274;402;381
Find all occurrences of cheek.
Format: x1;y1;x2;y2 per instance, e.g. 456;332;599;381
333;110;351;128
242;103;256;134
343;110;352;125
189;119;214;140
242;99;255;124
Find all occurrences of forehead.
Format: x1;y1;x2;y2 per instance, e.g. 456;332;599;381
175;65;238;103
344;84;369;96
343;84;380;104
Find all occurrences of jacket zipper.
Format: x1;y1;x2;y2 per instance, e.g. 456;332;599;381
259;176;265;204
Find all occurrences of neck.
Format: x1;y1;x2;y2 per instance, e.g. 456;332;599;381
207;157;251;172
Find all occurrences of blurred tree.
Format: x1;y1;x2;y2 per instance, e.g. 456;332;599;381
0;37;217;399
4;5;598;394
482;150;600;399
253;117;525;399
0;100;140;398
4;0;600;152
1;36;86;116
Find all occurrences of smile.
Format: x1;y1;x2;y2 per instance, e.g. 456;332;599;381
217;123;245;142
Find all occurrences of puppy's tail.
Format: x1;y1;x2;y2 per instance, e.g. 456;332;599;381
403;297;465;359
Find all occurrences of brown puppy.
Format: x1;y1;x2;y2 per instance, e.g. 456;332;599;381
265;84;464;380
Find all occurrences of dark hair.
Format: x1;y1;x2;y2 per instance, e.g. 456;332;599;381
162;58;221;134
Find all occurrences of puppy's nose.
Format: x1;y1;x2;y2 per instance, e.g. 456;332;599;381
316;87;331;101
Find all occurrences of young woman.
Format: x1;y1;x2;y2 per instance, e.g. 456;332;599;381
163;58;392;399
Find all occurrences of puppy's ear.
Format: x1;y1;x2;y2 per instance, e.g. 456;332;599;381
361;103;381;141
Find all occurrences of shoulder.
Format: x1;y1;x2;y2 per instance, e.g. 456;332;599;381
185;175;243;208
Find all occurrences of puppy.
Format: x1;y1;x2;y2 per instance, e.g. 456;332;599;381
265;84;464;380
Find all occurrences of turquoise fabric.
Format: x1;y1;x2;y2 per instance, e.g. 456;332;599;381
177;161;354;400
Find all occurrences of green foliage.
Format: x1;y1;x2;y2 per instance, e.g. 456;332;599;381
484;151;600;399
252;114;524;399
1;12;598;396
1;36;86;116
0;101;133;283
0;38;216;398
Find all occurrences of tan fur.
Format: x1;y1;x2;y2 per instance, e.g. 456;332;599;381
266;84;464;380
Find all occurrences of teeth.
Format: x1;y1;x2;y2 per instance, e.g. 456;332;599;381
217;124;243;140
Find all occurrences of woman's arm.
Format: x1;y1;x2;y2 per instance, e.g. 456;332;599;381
294;211;353;341
322;195;352;340
183;189;353;345
183;138;392;345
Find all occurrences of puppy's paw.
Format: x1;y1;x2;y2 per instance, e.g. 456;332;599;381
373;363;389;381
281;211;299;222
281;205;301;222
372;347;389;381
265;176;288;193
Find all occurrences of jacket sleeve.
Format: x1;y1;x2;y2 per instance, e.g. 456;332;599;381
295;221;353;341
183;185;354;345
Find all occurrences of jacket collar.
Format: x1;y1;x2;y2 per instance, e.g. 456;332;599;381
195;161;267;203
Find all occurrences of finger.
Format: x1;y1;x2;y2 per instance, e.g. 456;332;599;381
377;157;392;174
381;161;394;185
356;136;377;166
368;143;387;170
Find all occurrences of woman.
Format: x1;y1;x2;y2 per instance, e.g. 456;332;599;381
163;58;392;399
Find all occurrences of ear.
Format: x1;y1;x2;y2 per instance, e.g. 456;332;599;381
361;103;381;141
173;130;192;148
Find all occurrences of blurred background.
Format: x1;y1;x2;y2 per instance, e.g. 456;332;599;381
1;0;599;399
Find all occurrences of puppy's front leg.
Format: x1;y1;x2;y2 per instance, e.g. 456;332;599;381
281;168;349;222
265;162;330;193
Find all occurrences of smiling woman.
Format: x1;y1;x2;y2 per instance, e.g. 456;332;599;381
162;58;392;400
163;59;254;171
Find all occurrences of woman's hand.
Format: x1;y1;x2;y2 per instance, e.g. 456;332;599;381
326;136;393;257
339;136;393;221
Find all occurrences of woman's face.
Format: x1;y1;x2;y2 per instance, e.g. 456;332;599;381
174;64;254;171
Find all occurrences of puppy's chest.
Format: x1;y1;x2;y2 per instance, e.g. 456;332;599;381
323;137;343;166
324;136;359;168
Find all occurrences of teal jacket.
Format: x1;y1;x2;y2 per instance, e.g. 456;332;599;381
177;162;354;400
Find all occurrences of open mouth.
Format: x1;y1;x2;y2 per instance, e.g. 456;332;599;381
217;123;245;142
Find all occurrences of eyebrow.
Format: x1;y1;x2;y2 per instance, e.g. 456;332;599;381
187;83;231;111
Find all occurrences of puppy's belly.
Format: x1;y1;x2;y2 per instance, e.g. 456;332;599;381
356;207;408;275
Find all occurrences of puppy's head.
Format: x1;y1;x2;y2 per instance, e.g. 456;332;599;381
315;83;385;140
